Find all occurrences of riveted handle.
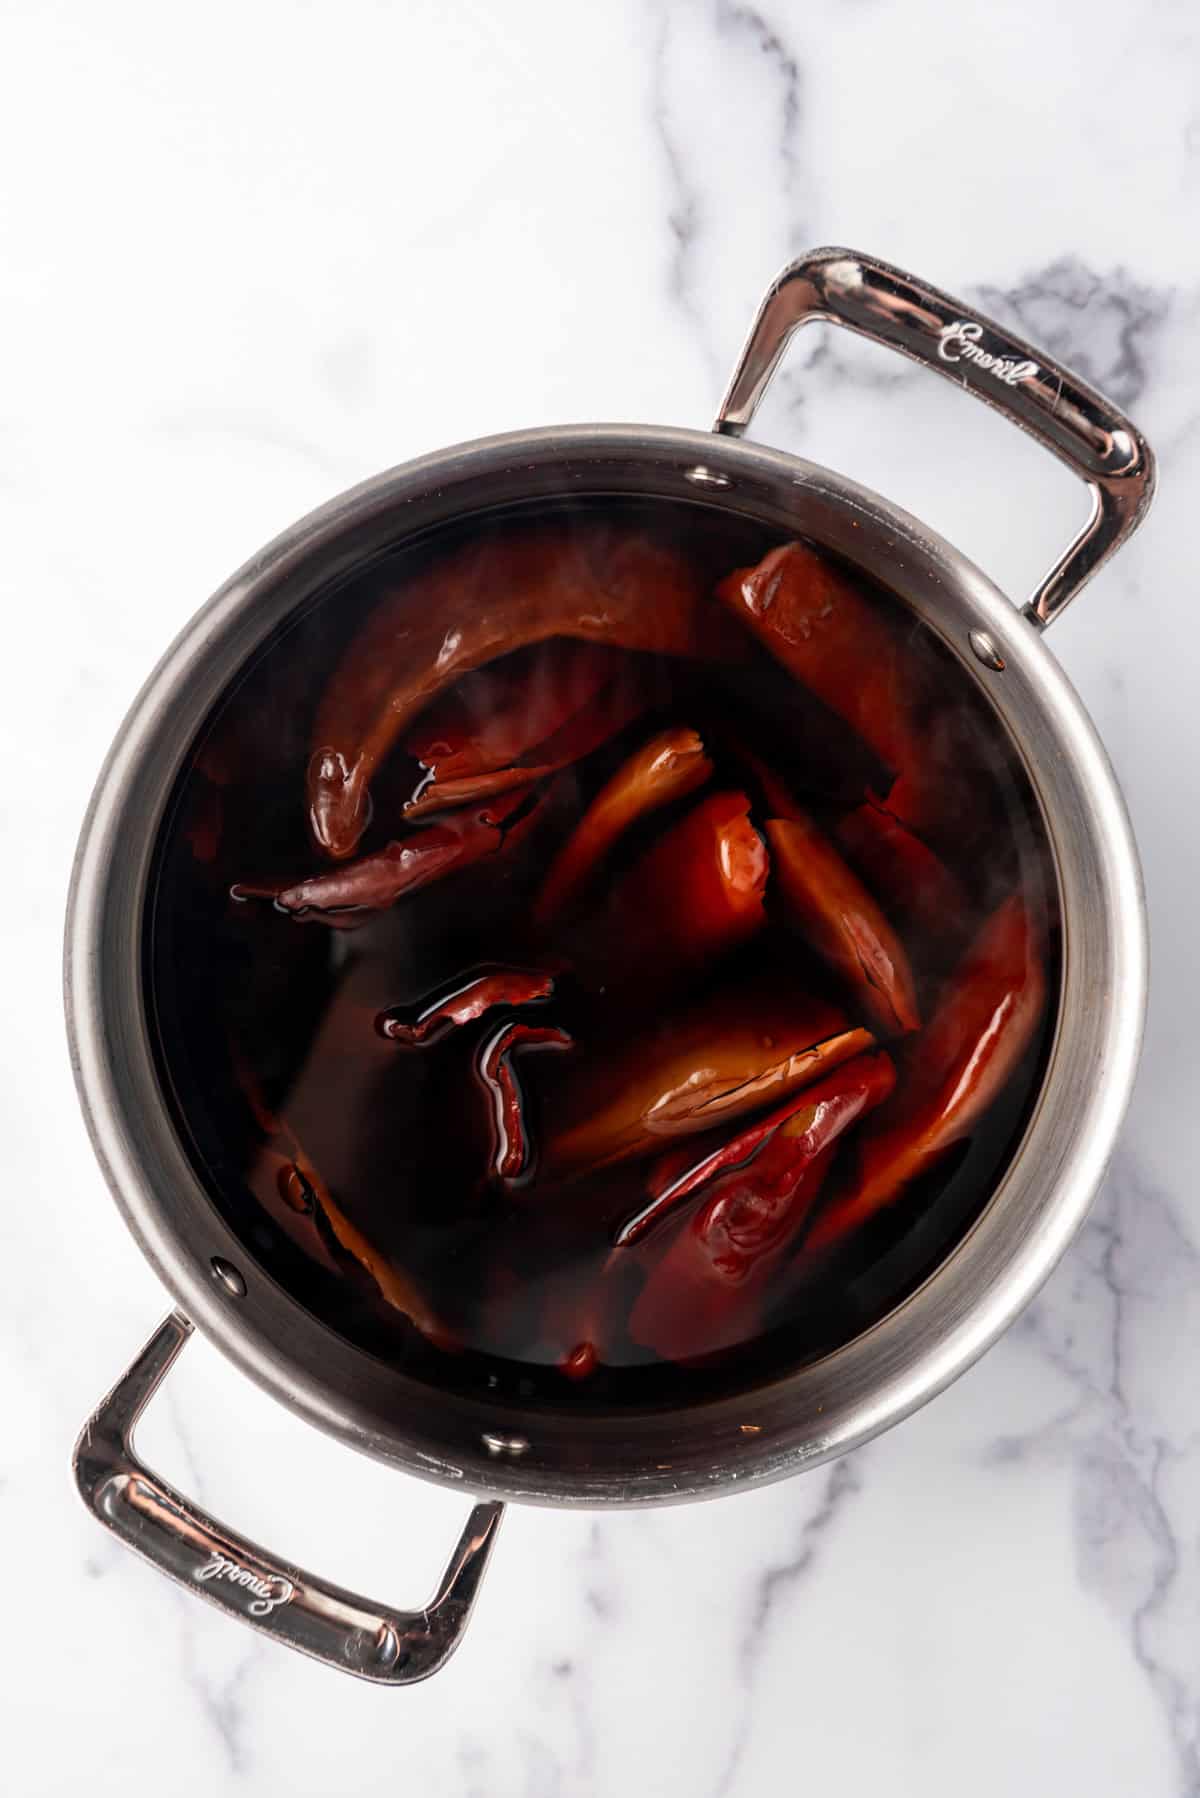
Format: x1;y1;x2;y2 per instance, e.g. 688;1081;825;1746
716;247;1156;627
73;1312;503;1683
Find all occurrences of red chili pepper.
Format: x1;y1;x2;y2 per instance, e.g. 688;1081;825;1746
534;726;713;926
406;640;626;784
378;968;556;1045
805;895;1046;1252
231;788;535;925
308;520;749;860
233;1055;451;1342
835;798;969;929
620;1049;895;1245
585;789;769;994
627;1053;897;1361
478;1021;574;1180
765;815;920;1035
716;541;940;836
402;669;650;820
543;975;875;1178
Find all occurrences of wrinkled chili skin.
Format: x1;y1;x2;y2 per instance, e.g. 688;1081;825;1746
308;520;749;859
534;725;713;926
620;1051;894;1245
805;896;1046;1252
232;789;533;924
542;976;874;1178
378;969;556;1045
402;671;650;820
766;814;920;1035
627;1053;896;1361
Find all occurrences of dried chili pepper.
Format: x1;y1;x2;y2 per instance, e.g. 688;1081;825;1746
534;726;713;925
543;976;874;1178
805;895;1046;1252
402;670;650;820
626;1052;896;1360
378;968;556;1045
620;1050;895;1245
308;519;748;859
234;1056;450;1341
835;798;969;930
716;541;940;835
231;788;535;925
478;1021;574;1180
406;640;626;784
765;815;919;1035
586;789;768;993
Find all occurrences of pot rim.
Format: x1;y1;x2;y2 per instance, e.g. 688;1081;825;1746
64;420;1147;1506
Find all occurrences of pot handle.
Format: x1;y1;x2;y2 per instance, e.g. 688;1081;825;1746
715;247;1155;628
73;1312;504;1683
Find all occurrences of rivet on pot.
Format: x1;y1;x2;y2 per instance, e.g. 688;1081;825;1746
969;629;1006;672
210;1256;247;1298
482;1431;530;1458
684;464;732;489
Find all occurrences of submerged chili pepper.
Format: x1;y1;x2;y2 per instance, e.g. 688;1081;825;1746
402;670;650;820
406;640;626;784
308;519;748;859
234;1053;449;1341
587;789;768;993
378;968;556;1045
231;788;534;925
621;1050;895;1245
534;726;713;925
478;1021;574;1180
835;798;969;931
805;895;1046;1252
626;1053;897;1360
716;541;941;836
765;815;920;1035
543;976;874;1178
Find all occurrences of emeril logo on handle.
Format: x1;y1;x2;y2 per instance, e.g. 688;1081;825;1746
196;1549;295;1617
938;320;1038;387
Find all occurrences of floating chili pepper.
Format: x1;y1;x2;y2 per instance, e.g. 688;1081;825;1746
805;895;1046;1252
765;815;919;1035
402;669;650;820
378;968;556;1045
308;519;748;859
586;789;768;993
231;788;535;925
534;726;713;926
626;1053;896;1360
406;640;626;785
716;541;941;835
543;976;874;1178
478;1020;574;1180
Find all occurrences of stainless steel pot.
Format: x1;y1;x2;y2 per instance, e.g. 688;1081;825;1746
68;249;1154;1682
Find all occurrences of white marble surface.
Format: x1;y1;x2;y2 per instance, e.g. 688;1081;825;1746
3;0;1199;1790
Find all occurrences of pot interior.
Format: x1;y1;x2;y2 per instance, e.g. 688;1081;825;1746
141;489;1059;1418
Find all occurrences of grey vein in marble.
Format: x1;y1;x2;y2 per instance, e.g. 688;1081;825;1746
713;1458;864;1798
991;1157;1200;1793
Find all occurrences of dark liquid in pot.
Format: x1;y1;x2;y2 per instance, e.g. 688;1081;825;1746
146;498;1058;1408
